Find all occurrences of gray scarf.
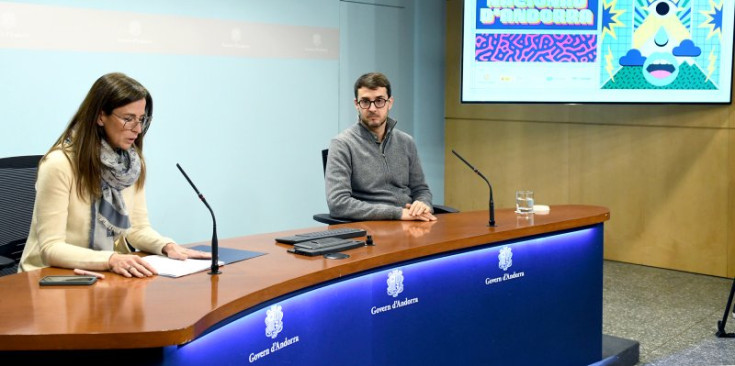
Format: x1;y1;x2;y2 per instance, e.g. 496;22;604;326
89;140;141;251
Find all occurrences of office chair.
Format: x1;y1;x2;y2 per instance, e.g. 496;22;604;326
313;149;458;225
0;155;42;276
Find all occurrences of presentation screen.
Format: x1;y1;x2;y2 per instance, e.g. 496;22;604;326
461;0;735;103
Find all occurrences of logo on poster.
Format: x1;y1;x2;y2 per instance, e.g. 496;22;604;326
265;305;283;339
387;269;404;298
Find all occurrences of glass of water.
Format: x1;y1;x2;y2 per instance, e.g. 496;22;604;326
515;190;534;214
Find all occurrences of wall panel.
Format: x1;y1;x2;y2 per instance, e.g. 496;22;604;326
445;0;735;277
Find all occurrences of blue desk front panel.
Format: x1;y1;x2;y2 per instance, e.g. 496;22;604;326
166;224;604;366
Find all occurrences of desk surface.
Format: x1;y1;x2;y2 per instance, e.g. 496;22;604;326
0;205;609;351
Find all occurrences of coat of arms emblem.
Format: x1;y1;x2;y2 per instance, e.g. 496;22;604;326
387;269;404;298
498;247;513;271
265;304;284;339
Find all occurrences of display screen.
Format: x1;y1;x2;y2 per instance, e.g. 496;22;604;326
461;0;735;103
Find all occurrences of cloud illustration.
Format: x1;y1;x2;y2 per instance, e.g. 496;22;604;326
673;39;701;57
619;49;646;66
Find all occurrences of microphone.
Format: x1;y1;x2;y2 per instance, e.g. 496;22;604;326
176;163;220;275
451;150;496;227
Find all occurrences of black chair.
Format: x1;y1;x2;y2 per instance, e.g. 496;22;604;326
0;155;42;276
313;149;458;225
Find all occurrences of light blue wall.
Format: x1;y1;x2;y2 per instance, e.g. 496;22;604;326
338;0;446;204
0;0;445;244
412;0;446;204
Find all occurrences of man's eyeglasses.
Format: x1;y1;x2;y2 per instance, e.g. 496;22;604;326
357;98;388;109
111;112;150;133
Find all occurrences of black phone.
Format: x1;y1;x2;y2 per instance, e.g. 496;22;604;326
39;275;97;286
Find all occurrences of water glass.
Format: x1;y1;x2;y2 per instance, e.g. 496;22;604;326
515;190;534;214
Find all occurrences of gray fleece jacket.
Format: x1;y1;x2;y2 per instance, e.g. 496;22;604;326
325;117;433;220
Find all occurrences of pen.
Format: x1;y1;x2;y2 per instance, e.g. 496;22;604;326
73;268;106;279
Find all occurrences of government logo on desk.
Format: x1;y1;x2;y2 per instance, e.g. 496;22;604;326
265;305;284;339
498;247;513;271
387;269;404;298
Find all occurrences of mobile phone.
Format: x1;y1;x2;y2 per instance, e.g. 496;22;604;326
39;275;97;286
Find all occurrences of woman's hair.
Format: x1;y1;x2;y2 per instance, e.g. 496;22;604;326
48;72;153;199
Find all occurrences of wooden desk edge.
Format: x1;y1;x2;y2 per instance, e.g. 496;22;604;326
0;205;610;350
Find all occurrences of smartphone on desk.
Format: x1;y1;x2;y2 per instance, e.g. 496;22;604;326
39;275;97;286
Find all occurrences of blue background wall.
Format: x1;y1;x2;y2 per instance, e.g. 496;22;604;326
0;0;446;244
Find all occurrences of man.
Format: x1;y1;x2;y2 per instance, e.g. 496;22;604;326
325;72;436;221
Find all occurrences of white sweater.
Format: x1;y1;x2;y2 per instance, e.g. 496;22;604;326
20;149;173;272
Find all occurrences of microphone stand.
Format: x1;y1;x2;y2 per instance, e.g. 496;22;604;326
452;150;496;227
716;276;735;337
176;163;221;275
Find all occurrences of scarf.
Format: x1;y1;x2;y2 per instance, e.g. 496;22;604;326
89;139;141;251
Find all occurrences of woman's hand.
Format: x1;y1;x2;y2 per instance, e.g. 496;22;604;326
162;243;212;261
108;253;157;278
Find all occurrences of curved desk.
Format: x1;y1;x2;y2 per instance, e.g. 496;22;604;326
0;205;609;365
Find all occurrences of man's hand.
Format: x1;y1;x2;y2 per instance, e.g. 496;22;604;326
401;202;437;221
406;200;432;216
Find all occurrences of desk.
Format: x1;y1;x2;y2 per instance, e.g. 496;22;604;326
0;205;609;365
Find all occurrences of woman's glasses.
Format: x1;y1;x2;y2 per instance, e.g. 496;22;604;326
111;113;150;134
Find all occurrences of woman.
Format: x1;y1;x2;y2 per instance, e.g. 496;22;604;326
19;72;209;278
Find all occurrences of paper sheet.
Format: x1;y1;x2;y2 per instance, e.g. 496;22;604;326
142;255;222;278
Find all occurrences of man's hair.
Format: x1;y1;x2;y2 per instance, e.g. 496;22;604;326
354;72;391;98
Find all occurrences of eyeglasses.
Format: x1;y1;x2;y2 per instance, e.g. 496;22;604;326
111;112;150;133
357;98;389;109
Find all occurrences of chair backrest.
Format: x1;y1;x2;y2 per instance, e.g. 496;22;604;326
321;148;328;175
0;155;41;276
315;148;351;224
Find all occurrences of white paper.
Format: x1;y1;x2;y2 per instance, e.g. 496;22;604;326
142;255;222;278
